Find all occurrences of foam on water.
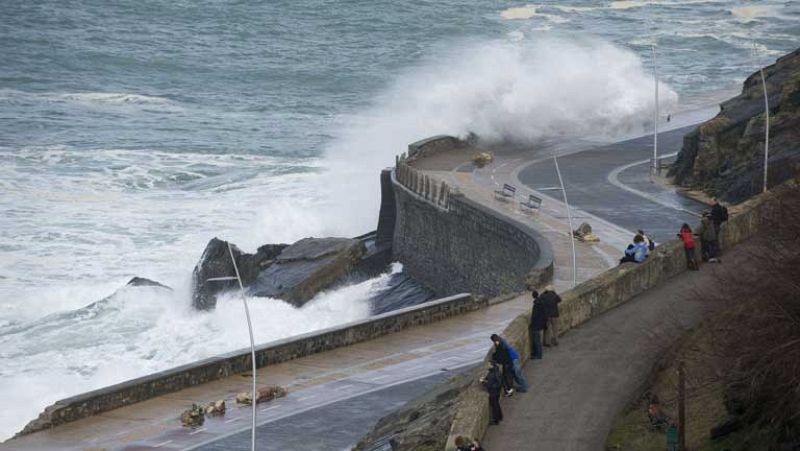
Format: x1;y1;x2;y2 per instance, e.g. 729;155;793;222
0;263;397;439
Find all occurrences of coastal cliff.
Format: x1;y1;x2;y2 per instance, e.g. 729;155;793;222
669;48;800;203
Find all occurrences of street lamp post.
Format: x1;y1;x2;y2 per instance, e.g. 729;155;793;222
651;43;659;177
759;66;770;193
553;155;577;288
206;242;258;451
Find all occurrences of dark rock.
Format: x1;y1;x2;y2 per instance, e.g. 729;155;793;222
235;386;287;405
180;404;205;428
205;400;226;416
191;238;288;310
353;371;473;451
670;48;800;203
249;237;366;307
126;277;172;290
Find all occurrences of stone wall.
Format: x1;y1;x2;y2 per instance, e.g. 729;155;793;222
443;181;791;450
391;169;554;298
407;135;467;161
16;293;484;437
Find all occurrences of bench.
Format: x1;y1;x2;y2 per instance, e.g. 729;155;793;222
520;194;542;213
494;183;516;201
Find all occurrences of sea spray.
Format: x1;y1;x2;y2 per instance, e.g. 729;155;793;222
0;264;398;440
250;37;678;246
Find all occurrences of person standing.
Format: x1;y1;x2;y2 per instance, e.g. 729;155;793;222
709;199;729;244
490;334;515;396
480;363;504;425
529;290;547;359
697;214;721;263
540;285;562;346
678;223;698;270
495;334;528;393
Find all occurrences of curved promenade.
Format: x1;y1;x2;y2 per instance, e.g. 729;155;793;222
7;109;748;450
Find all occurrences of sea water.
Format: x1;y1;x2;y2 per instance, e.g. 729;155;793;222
1;0;798;440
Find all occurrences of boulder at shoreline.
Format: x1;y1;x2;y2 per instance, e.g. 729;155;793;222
191;237;365;310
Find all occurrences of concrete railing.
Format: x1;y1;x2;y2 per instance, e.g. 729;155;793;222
396;155;452;210
444;181;790;449
17;293;486;437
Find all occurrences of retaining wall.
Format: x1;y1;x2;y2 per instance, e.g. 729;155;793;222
444;181;790;449
391;170;554;298
17;293;484;437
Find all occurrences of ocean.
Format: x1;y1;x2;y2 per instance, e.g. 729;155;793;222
1;0;798;440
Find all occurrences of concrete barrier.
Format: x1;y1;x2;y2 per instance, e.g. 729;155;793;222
17;293;484;437
444;181;792;449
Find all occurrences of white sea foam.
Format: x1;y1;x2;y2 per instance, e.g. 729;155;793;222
501;6;538;20
500;5;569;23
0;264;394;440
55;92;176;106
609;0;722;10
731;5;779;21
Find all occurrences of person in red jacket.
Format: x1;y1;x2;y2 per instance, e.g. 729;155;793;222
678;223;698;270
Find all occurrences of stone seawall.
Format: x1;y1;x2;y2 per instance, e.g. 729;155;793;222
444;181;789;450
391;170;554;298
16;293;484;437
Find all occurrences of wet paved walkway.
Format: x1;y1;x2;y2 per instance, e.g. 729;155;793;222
3;298;529;450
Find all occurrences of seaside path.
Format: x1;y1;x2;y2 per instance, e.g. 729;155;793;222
481;242;749;451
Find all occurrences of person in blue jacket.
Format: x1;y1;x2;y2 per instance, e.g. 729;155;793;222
632;234;649;262
492;333;529;393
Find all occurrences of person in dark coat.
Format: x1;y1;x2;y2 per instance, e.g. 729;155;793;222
539;285;562;346
490;334;515;396
709;199;728;237
696;214;721;263
480;363;504;425
529;290;547;359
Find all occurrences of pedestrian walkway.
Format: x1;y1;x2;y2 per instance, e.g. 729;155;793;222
3;297;530;450
482;242;749;451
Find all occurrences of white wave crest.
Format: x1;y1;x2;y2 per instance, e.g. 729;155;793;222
55;92;176;106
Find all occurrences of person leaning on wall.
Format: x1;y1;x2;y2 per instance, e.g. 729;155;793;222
528;289;547;359
539;285;562;346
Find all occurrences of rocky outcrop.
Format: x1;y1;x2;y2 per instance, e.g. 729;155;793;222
249;237;366;307
126;277;172;290
353;371;474;451
191;238;288;310
191;237;365;310
669;48;800;203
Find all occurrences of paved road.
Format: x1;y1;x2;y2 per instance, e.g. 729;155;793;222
516;125;707;244
191;371;456;451
482;243;748;451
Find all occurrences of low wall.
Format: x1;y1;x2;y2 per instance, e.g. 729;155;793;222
407;135;466;161
16;293;484;437
392;170;554;298
444;181;790;449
